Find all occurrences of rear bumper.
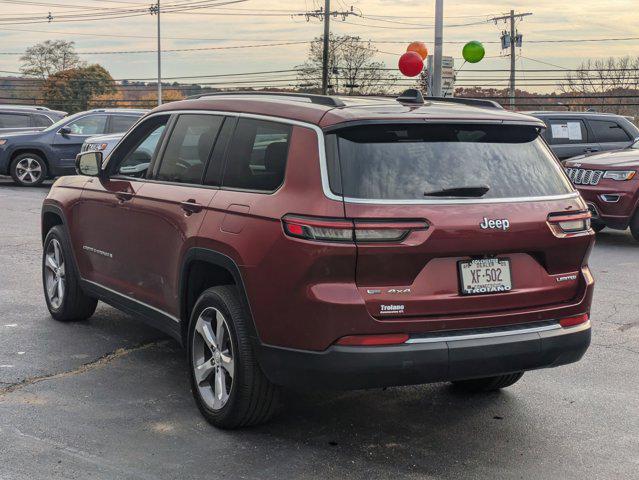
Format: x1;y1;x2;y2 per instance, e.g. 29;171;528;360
257;320;591;390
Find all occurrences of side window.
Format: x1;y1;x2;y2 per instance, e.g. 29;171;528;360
222;118;291;191
546;119;587;145
156;114;223;184
588;120;631;143
32;114;53;127
112;115;169;179
0;113;30;128
66;115;108;135
110;115;139;134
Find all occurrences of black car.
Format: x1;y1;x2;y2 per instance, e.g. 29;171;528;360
0;105;67;133
527;111;639;161
0;108;147;186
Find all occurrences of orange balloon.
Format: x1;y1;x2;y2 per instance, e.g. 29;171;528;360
407;41;428;60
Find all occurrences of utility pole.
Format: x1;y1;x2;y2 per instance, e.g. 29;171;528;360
431;0;444;97
157;0;162;106
322;0;330;95
296;3;356;95
150;1;162;105
489;10;532;109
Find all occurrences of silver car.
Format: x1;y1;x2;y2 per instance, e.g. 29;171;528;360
82;128;163;177
81;132;123;159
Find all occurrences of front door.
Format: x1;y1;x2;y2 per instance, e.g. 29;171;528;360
52;114;109;172
72;114;169;301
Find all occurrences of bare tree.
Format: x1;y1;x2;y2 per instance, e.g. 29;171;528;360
20;40;84;79
558;56;639;115
297;34;396;95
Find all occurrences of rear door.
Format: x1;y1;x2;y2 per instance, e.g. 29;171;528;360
328;122;590;327
0;112;32;132
587;118;633;153
130;113;225;316
544;118;597;159
108;114;141;134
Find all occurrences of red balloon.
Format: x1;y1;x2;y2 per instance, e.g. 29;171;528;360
398;51;424;77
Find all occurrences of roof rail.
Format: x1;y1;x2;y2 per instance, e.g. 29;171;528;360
0;104;51;111
428;96;504;110
188;91;346;107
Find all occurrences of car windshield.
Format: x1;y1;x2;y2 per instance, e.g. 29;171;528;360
326;123;574;200
43;111;85;132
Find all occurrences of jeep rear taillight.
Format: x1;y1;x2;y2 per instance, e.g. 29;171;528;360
547;211;591;237
282;215;428;243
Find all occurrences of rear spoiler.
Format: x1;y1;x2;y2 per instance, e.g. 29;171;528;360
396;89;503;110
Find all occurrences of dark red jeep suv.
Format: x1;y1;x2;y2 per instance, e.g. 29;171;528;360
564;138;639;239
41;91;594;428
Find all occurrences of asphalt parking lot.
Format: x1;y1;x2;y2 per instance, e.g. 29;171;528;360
0;178;637;480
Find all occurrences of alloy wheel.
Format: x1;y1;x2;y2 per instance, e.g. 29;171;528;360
192;307;235;411
44;238;66;309
15;157;43;184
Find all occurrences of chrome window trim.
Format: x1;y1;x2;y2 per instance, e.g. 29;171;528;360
111;109;580;205
405;320;590;344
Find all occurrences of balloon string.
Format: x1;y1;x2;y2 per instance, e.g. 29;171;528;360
441;60;466;98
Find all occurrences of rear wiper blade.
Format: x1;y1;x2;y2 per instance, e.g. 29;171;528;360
423;185;490;198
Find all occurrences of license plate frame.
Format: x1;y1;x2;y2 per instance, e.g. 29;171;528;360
458;257;513;296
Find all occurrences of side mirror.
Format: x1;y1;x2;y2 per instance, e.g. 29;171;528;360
75;151;104;178
58;126;72;136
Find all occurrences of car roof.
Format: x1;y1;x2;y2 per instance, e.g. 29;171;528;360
152;93;545;129
86;108;149;114
0;104;52;111
0;105;67;116
524;110;626;118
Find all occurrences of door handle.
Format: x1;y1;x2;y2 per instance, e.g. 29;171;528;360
180;199;203;215
116;192;133;203
585;147;600;153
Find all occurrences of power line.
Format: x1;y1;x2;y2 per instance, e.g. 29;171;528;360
0;40;309;55
488;11;533;109
294;1;357;95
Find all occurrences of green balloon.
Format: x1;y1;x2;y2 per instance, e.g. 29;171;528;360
462;41;485;63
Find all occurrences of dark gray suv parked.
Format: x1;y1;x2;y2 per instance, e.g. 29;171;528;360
0;108;146;186
0;105;67;133
527;111;639;161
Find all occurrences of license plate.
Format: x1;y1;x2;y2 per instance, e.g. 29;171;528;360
458;258;512;295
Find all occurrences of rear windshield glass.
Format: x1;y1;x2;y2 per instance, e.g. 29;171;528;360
326;124;573;200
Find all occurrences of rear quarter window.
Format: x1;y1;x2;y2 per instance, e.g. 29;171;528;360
587;120;631;143
326;123;574;201
32;114;53;127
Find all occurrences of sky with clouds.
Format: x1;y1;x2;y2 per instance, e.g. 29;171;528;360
1;0;638;92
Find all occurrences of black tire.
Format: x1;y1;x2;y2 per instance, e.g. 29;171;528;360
10;152;47;187
630;210;639;241
451;372;524;393
42;225;97;322
187;286;280;429
591;221;606;233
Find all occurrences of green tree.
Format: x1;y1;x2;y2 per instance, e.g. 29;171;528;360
20;40;83;79
43;65;116;113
